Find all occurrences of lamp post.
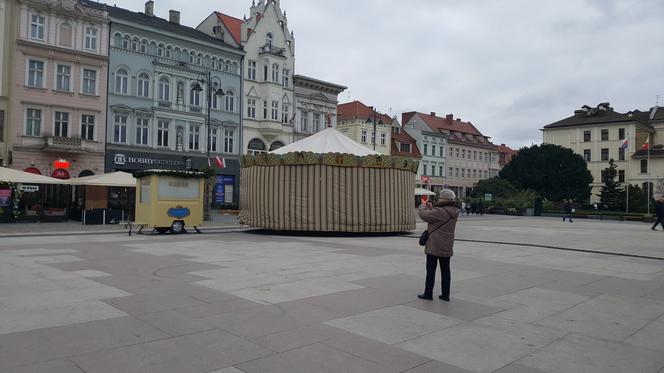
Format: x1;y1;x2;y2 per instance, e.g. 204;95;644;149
368;106;378;151
192;71;225;221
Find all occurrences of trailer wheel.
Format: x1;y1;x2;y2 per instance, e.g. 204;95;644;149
170;220;185;234
156;227;169;234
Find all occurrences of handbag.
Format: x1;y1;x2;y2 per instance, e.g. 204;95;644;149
419;220;447;246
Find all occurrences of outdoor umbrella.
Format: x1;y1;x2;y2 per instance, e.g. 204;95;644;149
0;167;65;184
65;171;136;187
414;188;436;196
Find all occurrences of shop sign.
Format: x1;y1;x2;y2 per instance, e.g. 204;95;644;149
0;189;10;207
484;193;492;202
24;167;41;175
19;185;39;192
52;169;70;179
113;153;184;168
215;175;235;204
53;159;70;169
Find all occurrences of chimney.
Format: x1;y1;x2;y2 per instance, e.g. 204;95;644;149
446;114;453;120
145;1;154;16
430;112;436;117
169;10;180;24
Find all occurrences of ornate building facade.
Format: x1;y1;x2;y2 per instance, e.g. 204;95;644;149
293;74;346;141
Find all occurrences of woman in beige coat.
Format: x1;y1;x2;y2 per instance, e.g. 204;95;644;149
417;189;460;301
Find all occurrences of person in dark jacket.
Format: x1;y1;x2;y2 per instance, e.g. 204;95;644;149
563;200;573;222
652;199;664;230
417;189;460;302
478;199;485;216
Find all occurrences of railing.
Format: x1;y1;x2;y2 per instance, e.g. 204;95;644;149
44;136;83;152
189;106;202;113
259;44;286;57
158;101;171;108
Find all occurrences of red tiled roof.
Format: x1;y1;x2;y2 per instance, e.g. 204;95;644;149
338;101;394;125
407;112;483;136
497;144;517;155
390;127;421;158
215;12;243;45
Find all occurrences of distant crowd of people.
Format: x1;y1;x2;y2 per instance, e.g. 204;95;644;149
459;199;485;216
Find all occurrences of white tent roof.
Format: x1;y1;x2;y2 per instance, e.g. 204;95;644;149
270;127;380;156
0;167;65;184
66;171;136;187
415;188;436;196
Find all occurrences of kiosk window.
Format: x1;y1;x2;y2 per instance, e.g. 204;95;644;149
140;178;151;204
158;177;199;200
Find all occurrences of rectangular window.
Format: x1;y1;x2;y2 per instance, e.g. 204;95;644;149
432;145;436;156
455;148;459;158
300;111;308;132
263;101;267;119
136;117;149;145
157;121;169;147
81;115;95;141
224;129;234;153
313;113;320;132
601;129;609;141
56;65;71;91
583;130;591;142
618;128;625;140
440;146;443;157
641;159;648;174
618;170;625;183
27;60;44;87
449;147;454;157
113;112;128;143
189;125;200;150
583;149;591;162
271;101;279;120
455;168;459;177
371;131;376;145
601;148;609;161
26;108;41;136
210;128;218;152
473;170;477;178
423;144;428;155
82;69;96;95
461;169;465;178
283;69;289;87
431;166;435;176
618;147;625;161
247;60;256;80
449;167;453;177
361;130;367;143
485;152;489;162
461;149;466;159
380;133;386;146
84;27;98;51
54;111;69;137
400;143;411;152
31;15;45;40
473;151;477;160
247;98;256;118
282;104;289;124
423;164;428;175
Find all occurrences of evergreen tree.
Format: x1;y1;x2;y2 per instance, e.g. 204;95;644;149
597;159;624;210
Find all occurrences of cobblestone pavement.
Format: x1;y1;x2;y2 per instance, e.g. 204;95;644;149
0;216;663;373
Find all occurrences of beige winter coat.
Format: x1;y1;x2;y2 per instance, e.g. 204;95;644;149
418;202;460;257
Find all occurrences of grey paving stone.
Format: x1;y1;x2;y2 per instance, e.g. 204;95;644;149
352;273;424;294
135;310;216;337
535;306;650;341
206;368;247;373
624;315;664;352
321;331;431;372
175;297;260;319
493;362;551;373
236;343;387;373
406;297;505;321
103;293;207;315
72;329;273;373
537;271;607;293
1;359;84;373
519;333;664;373
452;272;553;298
494;287;590;311
300;287;413;316
0;316;168;370
402;360;474;373
573;294;664;321
573;276;664;298
250;324;348;353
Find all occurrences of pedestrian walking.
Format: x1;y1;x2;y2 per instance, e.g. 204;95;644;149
478;200;485;216
417;189;460;302
563;199;573;222
460;201;466;216
464;199;471;216
651;199;664;231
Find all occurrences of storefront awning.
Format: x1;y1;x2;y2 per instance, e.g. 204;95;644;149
415;188;436;196
66;171;136;187
0;167;66;184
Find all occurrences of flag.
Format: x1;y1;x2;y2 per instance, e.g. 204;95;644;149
619;138;629;150
214;156;226;168
207;157;211;167
643;135;650;151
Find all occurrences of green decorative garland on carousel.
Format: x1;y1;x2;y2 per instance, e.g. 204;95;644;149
241;152;418;173
0;182;22;221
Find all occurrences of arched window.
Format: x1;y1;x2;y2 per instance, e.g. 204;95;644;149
248;138;266;155
165;46;172;58
157;43;164;56
231;61;238;74
115;68;129;94
114;33;122;47
269;141;285;151
197;53;202;65
174;47;181;60
190;83;201;107
149;41;157;54
140;39;148;53
217;59;223;70
137;72;150;98
225;90;235;112
158;76;171;102
122;35;130;49
189;52;195;63
272;64;279;82
212;57;217;69
266;33;273;49
222;60;229;72
132;37;139;51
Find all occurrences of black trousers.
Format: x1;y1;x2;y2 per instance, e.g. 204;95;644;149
424;254;451;298
653;217;664;229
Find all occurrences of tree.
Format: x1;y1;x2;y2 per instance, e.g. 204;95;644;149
470;177;517;199
498;144;593;202
596;159;624;210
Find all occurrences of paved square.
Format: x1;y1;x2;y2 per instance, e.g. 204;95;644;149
0;216;663;372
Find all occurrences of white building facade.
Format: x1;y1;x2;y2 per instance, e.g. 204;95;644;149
293;74;346;141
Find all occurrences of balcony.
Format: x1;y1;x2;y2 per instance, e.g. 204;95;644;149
43;136;84;153
259;44;286;58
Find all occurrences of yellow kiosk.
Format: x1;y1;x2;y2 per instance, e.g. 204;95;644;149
131;170;206;234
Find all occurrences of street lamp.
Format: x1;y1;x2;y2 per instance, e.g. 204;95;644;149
368;106;378;151
192;71;225;221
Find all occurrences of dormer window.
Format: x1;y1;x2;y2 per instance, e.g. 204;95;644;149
266;33;273;49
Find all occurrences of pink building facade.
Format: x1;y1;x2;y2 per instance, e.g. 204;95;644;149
8;0;109;179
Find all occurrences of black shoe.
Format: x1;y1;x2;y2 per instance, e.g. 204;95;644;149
569;220;573;222
439;295;450;302
418;294;433;300
652;227;657;231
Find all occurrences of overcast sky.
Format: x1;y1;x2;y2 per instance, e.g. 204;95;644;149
109;0;664;148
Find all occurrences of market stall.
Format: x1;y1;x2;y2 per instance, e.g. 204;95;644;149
66;171;137;224
0;167;67;222
239;128;419;232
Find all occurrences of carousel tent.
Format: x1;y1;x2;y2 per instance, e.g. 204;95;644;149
271;127;380;156
240;128;418;232
66;171;136;187
0;167;64;184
